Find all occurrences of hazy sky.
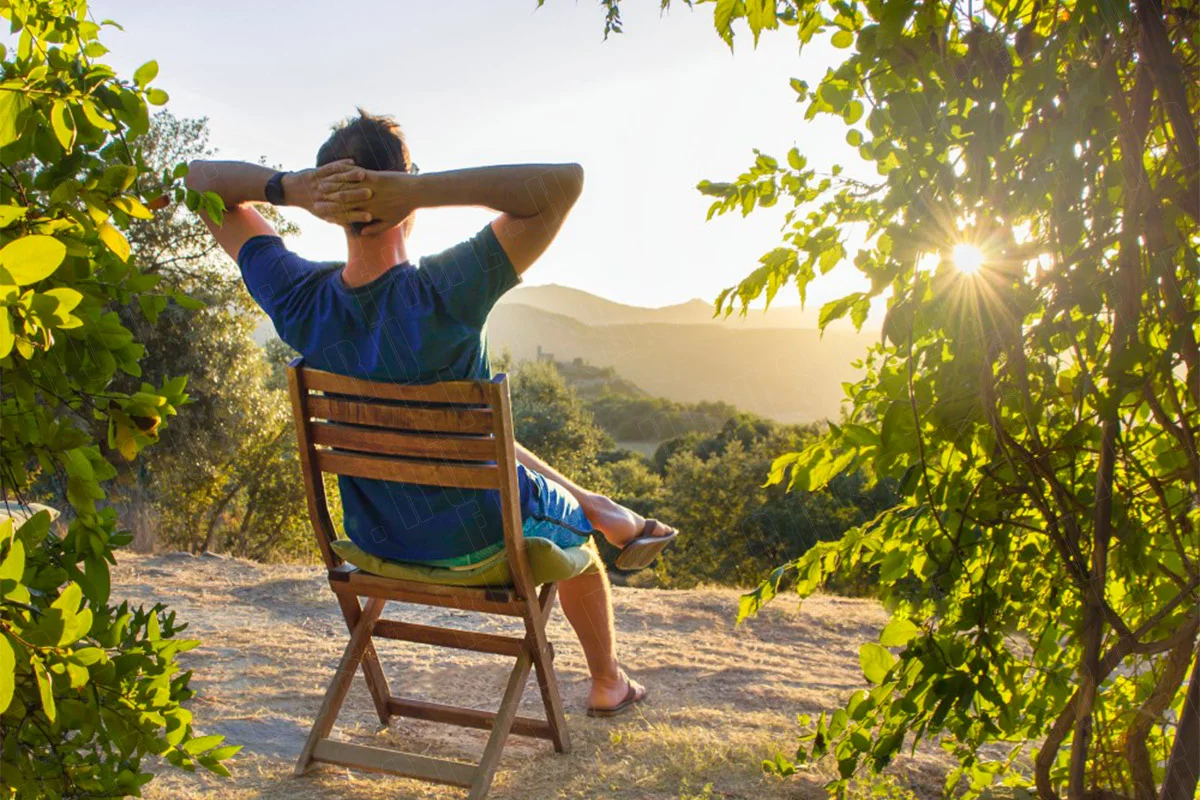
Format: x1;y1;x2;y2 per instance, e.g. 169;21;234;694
90;1;876;315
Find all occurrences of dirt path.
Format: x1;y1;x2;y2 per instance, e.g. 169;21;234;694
112;553;949;800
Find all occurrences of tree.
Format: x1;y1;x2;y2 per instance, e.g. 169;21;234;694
508;359;614;489
115;111;310;559
582;2;1198;799
653;416;890;588
0;3;236;795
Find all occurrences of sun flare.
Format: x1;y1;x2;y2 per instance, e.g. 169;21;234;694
952;243;985;275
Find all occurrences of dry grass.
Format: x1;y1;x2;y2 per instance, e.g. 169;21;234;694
111;553;952;800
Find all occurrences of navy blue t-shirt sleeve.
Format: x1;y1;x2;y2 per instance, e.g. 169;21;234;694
237;235;301;321
420;224;519;328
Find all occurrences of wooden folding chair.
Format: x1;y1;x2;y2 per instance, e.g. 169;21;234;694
286;358;571;799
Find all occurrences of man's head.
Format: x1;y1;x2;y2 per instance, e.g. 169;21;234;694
316;109;412;236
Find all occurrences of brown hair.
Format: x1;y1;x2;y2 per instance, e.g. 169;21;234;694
316;108;413;235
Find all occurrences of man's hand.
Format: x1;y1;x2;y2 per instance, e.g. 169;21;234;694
312;167;421;236
287;160;375;227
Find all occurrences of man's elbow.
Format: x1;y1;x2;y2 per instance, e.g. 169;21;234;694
184;160;211;193
555;162;584;208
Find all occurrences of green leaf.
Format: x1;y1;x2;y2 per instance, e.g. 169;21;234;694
183;734;224;755
50;99;75;151
0;635;13;714
713;0;737;46
146;88;169;106
206;744;242;760
68;647;106;666
0;235;66;285
0;309;12;359
133;60;159;88
0;537;24;581
98;223;130;262
880;618;922;647
98;164;138;193
111;196;152;220
32;656;56;722
818;293;865;330
860;642;895;684
0;89;30;148
44;287;83;315
832;30;854;48
81;99;115;131
0;205;25;228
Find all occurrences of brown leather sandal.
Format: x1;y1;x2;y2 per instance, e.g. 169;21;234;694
586;676;647;718
613;519;678;571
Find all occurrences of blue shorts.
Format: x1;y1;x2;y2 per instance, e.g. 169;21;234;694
521;469;594;550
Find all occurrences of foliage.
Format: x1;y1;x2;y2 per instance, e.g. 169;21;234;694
583;1;1200;798
504;358;893;588
507;359;615;490
587;389;737;443
0;3;236;796
116;112;310;559
653;415;893;588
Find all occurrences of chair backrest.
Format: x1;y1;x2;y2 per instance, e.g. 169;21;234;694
285;358;535;598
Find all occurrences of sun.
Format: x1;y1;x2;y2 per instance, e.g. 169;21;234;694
952;244;985;275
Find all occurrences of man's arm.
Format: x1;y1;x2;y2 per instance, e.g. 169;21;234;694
186;159;368;261
323;163;584;275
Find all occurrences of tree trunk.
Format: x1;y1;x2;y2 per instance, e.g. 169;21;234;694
1159;642;1200;800
201;481;242;554
1126;620;1198;800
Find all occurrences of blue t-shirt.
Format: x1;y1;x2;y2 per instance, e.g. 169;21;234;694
237;225;529;562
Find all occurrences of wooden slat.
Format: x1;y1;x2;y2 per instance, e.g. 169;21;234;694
310;739;477;787
308;395;493;435
314;450;502;490
337;594;391;724
294;597;385;775
287;361;340;570
373;619;524;657
386;696;554;741
309;421;498;461
488;381;535;601
303;367;489;405
330;572;525;616
469;651;533;799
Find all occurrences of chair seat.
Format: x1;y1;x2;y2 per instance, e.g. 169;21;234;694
330;537;601;588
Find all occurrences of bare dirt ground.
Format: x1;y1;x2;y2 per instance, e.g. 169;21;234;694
112;553;951;800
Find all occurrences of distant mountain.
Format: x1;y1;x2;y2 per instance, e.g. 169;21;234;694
487;302;870;424
497;284;862;331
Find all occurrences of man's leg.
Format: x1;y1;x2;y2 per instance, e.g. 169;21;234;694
514;443;653;548
555;566;645;710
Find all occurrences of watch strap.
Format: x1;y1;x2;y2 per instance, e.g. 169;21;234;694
264;171;288;206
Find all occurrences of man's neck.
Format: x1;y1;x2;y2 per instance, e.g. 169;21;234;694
342;230;409;288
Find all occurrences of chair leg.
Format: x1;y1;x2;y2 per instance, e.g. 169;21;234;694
337;593;392;724
468;650;533;800
295;597;386;776
528;584;570;754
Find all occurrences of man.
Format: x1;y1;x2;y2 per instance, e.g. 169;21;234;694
186;110;677;716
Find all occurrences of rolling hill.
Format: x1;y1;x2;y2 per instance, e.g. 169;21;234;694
487;299;871;424
496;283;864;330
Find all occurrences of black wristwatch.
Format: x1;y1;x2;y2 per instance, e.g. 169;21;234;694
264;171;289;206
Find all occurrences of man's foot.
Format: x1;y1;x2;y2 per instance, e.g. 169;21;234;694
581;493;647;547
586;670;647;718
